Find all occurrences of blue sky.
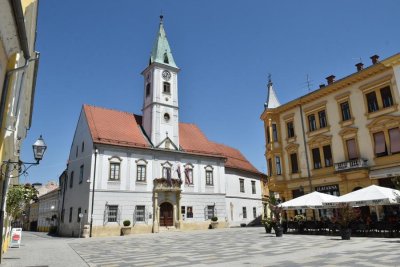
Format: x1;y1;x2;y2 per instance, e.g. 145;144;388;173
21;0;400;184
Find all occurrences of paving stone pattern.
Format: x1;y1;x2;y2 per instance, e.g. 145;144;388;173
69;228;400;267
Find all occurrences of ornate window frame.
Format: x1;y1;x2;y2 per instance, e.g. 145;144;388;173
135;159;148;183
359;75;397;119
304;101;330;137
204;165;214;186
335;92;354;127
161;161;173;179
308;135;333;170
283;113;296;143
338;128;360;161
108;156;122;182
367;115;400;163
285;143;301;177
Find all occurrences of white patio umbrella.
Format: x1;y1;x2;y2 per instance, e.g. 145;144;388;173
279;191;339;210
323;185;400;207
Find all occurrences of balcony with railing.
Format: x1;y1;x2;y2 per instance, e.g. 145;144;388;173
334;159;368;172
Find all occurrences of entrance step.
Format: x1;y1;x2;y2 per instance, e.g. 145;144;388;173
159;226;179;232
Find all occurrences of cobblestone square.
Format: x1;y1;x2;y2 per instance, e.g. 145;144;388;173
3;228;400;266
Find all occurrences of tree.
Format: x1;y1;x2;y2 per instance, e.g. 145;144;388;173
6;184;38;220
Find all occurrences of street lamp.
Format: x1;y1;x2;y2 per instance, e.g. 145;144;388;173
32;135;47;163
0;135;47;263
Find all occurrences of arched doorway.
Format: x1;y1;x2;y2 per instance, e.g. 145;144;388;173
160;202;173;227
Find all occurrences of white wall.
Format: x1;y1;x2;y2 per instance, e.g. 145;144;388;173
59;110;93;236
225;169;263;226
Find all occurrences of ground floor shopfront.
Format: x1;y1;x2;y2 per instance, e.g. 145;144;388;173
269;167;399;220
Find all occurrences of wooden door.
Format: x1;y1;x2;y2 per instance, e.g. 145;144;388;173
160;202;173;226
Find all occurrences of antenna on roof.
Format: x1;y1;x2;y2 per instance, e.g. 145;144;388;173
352;56;363;64
305;74;313;92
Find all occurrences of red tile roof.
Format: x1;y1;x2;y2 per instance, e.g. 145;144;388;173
212;142;262;175
84;105;149;148
179;123;222;157
83;105;263;176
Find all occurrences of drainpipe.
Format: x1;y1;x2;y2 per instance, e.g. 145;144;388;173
89;147;98;237
10;0;31;60
299;102;312;192
299;101;316;220
0;52;40;137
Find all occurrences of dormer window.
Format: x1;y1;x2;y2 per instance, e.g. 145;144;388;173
163;82;171;94
164;53;169;64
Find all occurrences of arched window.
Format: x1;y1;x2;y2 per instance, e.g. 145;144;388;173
136;159;148;182
108;156;122;181
163;82;170;94
204;165;214;186
161;161;173;179
163;53;169;64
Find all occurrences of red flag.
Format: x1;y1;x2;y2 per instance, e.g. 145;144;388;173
176;164;181;181
185;167;191;185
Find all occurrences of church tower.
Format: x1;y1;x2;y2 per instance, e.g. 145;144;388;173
142;16;180;149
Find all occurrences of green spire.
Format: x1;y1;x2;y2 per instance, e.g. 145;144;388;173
150;15;178;68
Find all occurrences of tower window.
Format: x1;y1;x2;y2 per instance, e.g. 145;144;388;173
163;82;171;94
146;83;151;97
164;113;170;122
164;53;169;64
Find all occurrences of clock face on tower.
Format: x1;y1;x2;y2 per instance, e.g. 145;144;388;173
162;70;171;81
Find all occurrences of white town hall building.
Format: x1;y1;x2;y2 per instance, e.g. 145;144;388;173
58;17;265;237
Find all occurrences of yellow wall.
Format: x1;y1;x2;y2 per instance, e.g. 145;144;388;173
261;54;400;208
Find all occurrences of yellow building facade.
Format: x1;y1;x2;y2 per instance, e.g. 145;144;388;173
261;53;400;219
0;0;40;253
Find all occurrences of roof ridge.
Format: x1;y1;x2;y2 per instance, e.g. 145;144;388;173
84;104;137;117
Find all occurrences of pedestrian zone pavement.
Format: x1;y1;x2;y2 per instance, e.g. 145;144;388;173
2;228;400;266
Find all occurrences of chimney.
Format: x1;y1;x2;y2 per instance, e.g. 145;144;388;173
355;62;364;72
319;84;325;88
326;75;335;85
370;54;379;65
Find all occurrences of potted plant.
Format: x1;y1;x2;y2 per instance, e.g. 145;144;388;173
294;214;306;233
121;220;132;236
269;196;283;237
335;204;360;240
210;216;218;229
262;217;273;233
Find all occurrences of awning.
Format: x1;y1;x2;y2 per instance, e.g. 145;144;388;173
369;166;400;179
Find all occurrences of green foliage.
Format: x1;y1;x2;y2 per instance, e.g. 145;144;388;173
49;226;58;234
335;204;361;229
123;220;131;227
294;214;306;222
6;184;38;220
211;216;218;222
267;194;283;228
